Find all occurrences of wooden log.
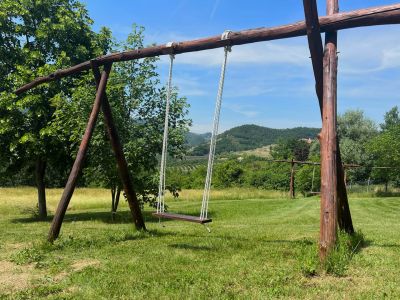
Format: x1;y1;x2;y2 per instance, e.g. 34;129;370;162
303;0;354;235
336;146;354;233
15;3;400;95
303;0;324;113
48;63;112;242
319;0;340;260
289;159;296;199
91;64;146;231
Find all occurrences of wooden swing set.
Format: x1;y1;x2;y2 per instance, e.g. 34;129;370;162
14;0;400;259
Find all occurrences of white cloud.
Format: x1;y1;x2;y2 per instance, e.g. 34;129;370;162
173;75;208;96
223;103;260;118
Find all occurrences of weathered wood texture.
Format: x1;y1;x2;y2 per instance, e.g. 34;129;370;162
152;212;212;224
289;159;295;199
48;63;112;242
319;0;339;260
303;0;354;235
92;64;146;231
303;0;324;112
15;3;400;95
336;145;354;233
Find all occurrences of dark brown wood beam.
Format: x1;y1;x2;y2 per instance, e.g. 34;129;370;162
48;63;112;242
91;64;146;231
303;0;324;113
15;3;400;95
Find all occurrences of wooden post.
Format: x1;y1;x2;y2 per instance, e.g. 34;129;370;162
48;64;112;242
91;64;146;231
289;159;295;199
303;0;354;235
318;0;339;260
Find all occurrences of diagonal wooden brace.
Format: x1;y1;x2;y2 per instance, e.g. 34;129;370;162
48;63;112;242
91;63;146;231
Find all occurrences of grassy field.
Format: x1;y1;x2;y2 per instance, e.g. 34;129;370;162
0;187;399;299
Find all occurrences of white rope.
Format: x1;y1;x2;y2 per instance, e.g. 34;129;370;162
157;47;175;214
200;31;232;220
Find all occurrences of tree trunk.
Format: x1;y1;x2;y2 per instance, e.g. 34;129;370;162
385;182;388;193
35;158;47;219
111;185;121;221
111;186;116;212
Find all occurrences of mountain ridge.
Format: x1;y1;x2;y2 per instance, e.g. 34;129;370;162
187;124;319;155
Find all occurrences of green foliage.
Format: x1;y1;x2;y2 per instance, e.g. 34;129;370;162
295;160;320;195
271;138;311;161
51;25;191;205
0;0;99;210
301;231;365;277
214;160;244;188
367;123;400;187
380;106;400;132
338;110;378;182
168;156;293;191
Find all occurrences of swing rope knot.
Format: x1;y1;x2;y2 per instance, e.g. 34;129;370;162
221;30;233;52
166;41;176;59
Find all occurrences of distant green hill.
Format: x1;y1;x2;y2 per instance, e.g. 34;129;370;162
189;124;319;155
185;132;211;147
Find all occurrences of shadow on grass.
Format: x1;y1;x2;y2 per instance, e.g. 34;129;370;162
11;210;218;225
169;243;213;251
11;211;178;225
367;240;400;249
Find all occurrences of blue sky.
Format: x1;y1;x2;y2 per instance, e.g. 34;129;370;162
82;0;400;133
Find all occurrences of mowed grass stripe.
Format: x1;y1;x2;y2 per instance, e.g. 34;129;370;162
0;188;399;299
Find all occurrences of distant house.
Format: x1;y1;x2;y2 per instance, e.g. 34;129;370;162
300;137;313;144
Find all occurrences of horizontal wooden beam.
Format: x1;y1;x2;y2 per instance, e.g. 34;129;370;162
15;3;400;95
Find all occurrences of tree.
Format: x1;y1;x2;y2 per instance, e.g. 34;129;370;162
52;25;191;211
214;159;244;188
367;106;400;191
0;0;97;218
271;138;310;161
337;110;378;182
380;106;400;131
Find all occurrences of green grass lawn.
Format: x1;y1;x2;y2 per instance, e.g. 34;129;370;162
0;187;399;299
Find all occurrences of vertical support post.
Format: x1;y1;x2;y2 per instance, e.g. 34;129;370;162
290;159;295;199
319;0;339;260
303;0;354;237
92;64;146;231
48;63;112;242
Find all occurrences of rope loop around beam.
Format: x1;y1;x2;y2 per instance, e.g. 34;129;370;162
221;30;233;52
166;41;176;59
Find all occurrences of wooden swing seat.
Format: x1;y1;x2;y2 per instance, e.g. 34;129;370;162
152;212;212;224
